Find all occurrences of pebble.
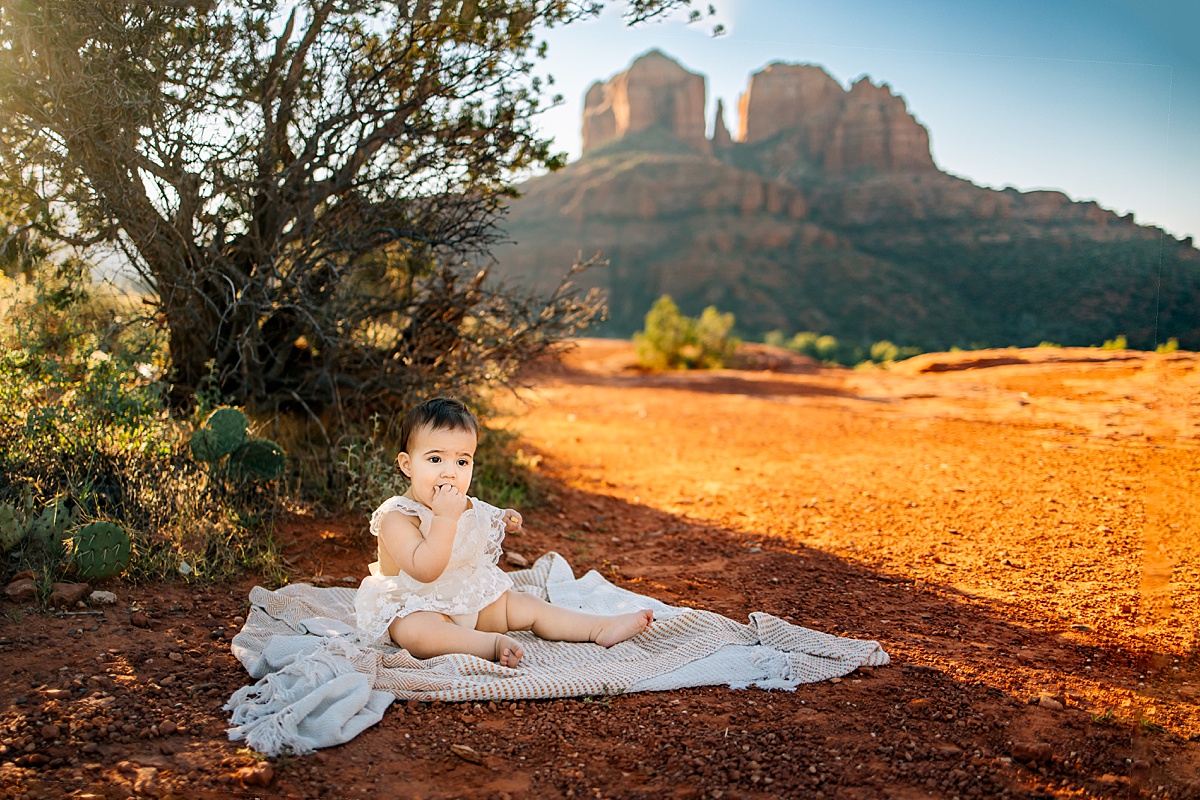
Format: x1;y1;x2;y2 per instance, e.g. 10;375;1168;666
1010;741;1054;764
159;719;177;735
4;578;37;602
235;762;274;787
49;582;90;608
133;766;159;796
131;612;150;628
505;552;530;568
450;743;485;764
39;724;60;740
1037;695;1064;711
89;591;118;605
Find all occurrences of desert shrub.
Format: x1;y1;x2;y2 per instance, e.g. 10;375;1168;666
635;295;737;370
1101;334;1128;350
0;271;285;586
1156;337;1179;353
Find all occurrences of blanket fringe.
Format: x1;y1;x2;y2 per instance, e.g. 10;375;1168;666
224;642;356;727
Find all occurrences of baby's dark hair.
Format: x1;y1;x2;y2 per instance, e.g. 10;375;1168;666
398;397;479;455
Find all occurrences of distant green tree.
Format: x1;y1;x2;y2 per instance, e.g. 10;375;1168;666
635;295;737;369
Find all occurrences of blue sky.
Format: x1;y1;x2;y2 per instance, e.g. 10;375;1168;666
531;0;1199;244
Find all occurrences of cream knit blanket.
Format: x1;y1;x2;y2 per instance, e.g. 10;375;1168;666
225;552;889;755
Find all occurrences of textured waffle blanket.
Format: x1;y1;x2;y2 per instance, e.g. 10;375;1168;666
225;552;889;756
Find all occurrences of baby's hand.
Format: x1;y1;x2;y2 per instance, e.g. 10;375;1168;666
502;509;523;535
430;484;468;520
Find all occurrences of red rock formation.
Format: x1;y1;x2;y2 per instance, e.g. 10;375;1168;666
712;99;732;148
739;63;935;173
582;50;709;155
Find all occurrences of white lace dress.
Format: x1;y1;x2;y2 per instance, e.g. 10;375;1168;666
353;495;514;646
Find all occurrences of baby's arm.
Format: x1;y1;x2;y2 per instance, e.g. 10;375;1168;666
378;487;467;583
502;508;523;535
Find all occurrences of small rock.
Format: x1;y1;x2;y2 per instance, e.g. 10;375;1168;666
131;612;150;629
159;720;177;736
116;760;138;774
1010;741;1053;764
232;616;245;625
42;688;71;700
89;591;117;605
1038;695;1064;711
5;578;37;602
450;743;485;765
235;762;274;787
49;582;89;608
505;552;530;568
168;652;183;663
340;576;356;584
747;546;764;554
133;766;160;797
907;697;933;709
40;724;60;740
15;753;50;766
11;569;36;581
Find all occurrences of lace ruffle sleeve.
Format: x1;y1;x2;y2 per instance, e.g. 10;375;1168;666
368;495;431;538
469;497;508;564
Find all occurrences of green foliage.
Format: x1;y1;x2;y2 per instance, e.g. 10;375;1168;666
0;503;24;553
1037;341;1062;348
226;438;287;482
69;520;132;580
1101;334;1128;350
1156;337;1179;353
188;405;286;485
634;295;738;370
0;269;284;585
764;329;920;366
190;407;248;463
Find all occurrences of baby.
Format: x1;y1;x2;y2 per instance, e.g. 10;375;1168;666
354;397;653;667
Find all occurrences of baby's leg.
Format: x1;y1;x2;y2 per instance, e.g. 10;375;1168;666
477;591;653;647
389;611;523;667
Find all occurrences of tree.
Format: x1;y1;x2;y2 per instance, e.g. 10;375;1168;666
0;0;709;414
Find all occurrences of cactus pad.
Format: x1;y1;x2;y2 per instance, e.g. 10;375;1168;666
26;500;75;546
226;437;287;481
70;521;132;580
0;504;24;553
191;407;248;462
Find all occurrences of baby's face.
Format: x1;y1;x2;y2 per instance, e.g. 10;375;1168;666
399;424;476;507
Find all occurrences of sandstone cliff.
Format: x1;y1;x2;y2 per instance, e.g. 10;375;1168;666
737;64;935;173
493;51;1200;350
582;50;709;155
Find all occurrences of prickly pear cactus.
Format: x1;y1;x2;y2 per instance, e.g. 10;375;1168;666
226;437;287;481
0;503;24;553
190;407;248;463
70;521;132;580
26;500;74;546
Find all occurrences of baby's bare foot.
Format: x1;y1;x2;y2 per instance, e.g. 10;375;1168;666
595;609;654;647
494;634;524;668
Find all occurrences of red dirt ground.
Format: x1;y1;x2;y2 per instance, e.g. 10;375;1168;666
2;338;1199;800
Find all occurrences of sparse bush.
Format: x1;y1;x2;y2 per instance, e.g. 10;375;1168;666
1101;334;1128;350
1156;337;1179;353
634;295;737;370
